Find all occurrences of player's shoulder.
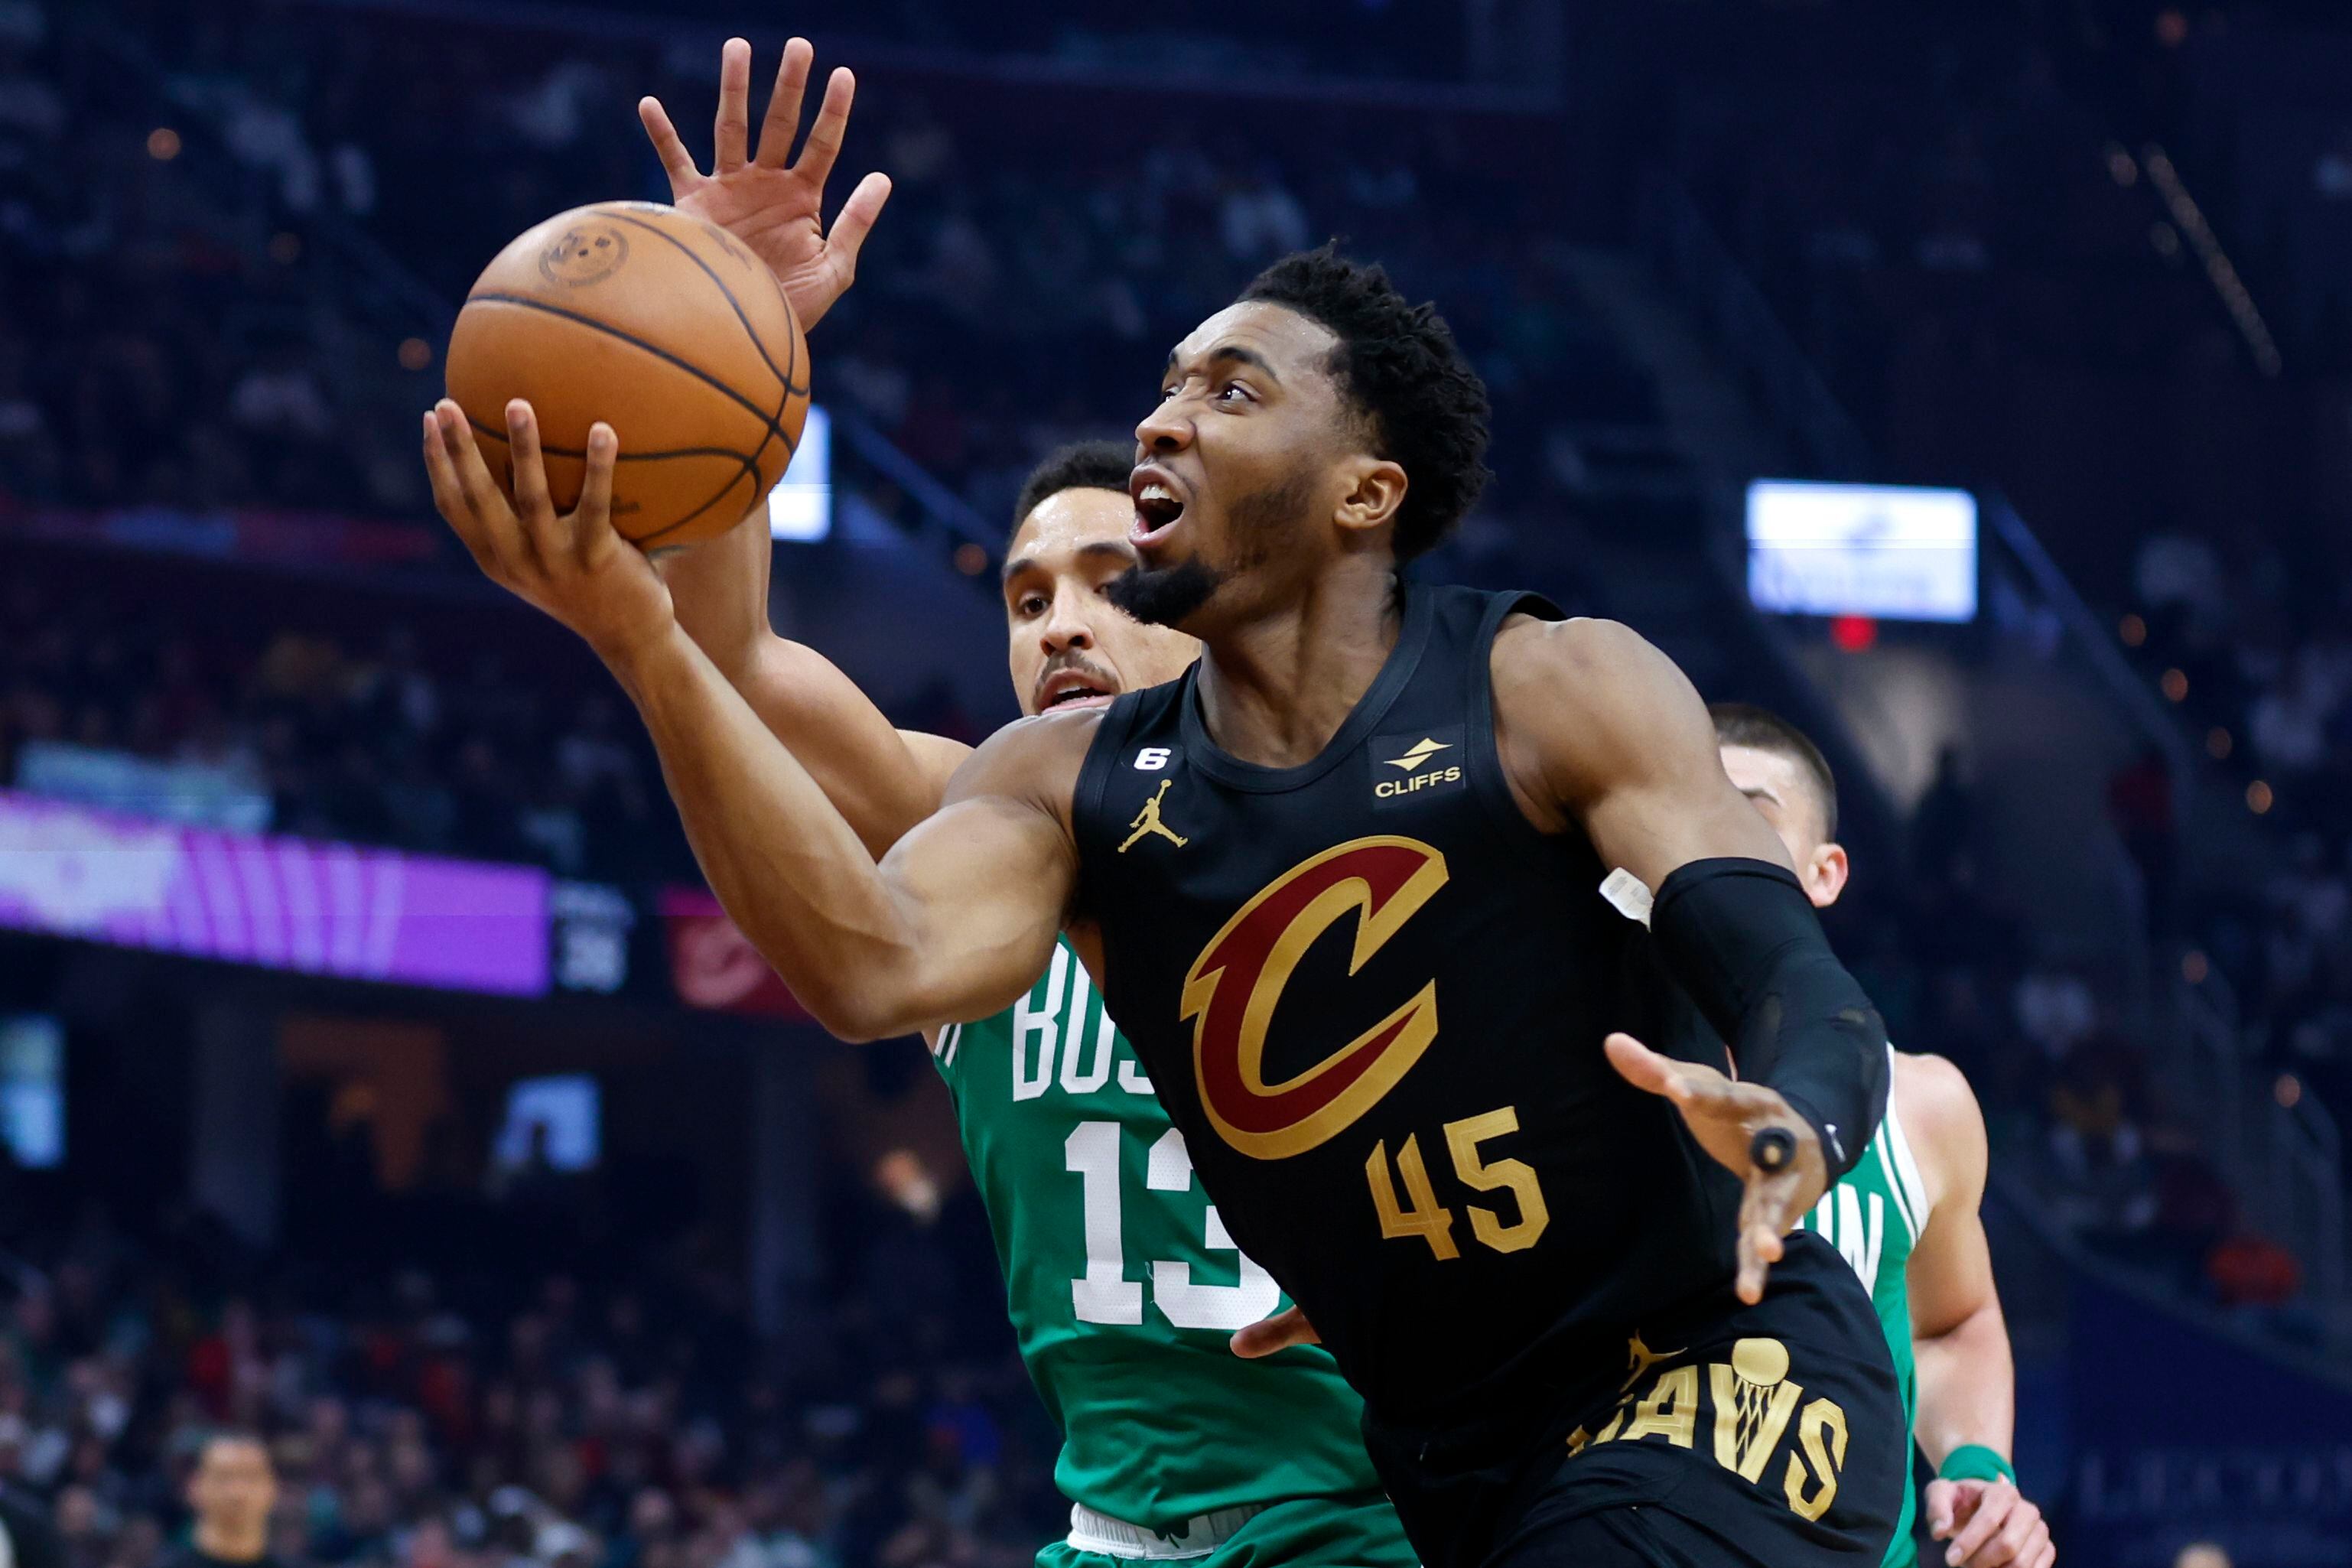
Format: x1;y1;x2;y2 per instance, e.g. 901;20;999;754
1493;614;1693;717
1890;1050;1989;1202
1491;613;1710;797
944;707;1106;807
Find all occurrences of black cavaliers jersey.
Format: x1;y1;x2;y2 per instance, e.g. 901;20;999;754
1072;584;1748;1433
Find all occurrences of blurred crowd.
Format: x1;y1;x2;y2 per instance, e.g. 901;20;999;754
0;1173;1065;1568
0;557;698;883
1669;2;2349;1326
2125;527;2352;1166
0;0;1651;554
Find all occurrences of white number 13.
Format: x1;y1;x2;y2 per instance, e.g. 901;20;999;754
1063;1121;1281;1331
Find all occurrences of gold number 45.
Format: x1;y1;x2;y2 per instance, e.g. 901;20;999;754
1365;1105;1551;1261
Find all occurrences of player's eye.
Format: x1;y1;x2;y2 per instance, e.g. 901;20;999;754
1017;593;1049;616
1216;381;1252;405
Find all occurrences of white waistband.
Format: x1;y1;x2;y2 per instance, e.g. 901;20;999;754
1065;1502;1268;1560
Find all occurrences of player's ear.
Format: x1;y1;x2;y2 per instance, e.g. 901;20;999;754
1334;457;1407;538
1806;841;1850;908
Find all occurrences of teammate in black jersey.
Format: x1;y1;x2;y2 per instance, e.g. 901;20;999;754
427;249;1900;1567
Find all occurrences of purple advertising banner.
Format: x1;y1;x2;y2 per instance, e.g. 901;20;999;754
0;790;550;996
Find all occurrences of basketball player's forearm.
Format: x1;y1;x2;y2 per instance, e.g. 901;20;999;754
1646;859;1888;1178
604;621;942;1028
1913;1302;2016;1467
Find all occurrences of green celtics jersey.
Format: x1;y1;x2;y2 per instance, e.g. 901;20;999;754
1797;1053;1934;1568
929;938;1391;1534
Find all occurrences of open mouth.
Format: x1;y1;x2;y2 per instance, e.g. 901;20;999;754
1130;469;1186;547
1038;670;1118;711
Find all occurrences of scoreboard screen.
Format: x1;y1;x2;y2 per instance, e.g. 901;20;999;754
1746;480;1977;623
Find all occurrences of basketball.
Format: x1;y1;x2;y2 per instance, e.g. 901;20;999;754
444;200;809;549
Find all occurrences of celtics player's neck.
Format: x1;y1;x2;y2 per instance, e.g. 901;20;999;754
1194;555;1404;769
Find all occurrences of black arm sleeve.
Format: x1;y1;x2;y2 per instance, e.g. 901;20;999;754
1646;857;1888;1180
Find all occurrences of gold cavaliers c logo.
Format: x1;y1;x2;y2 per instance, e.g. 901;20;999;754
1180;837;1449;1160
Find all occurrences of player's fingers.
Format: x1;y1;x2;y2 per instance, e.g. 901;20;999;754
442;404;517;540
423;411;492;561
638;97;701;191
504;401;564;571
1922;1479;1959;1537
827;171;893;270
571;422;620;560
713;37;753;171
1982;1505;2046;1568
434;402;522;572
1962;1509;2033;1568
1945;1481;2013;1563
1733;1219;1768;1305
1229;1305;1319;1358
794;66;855;187
1602;1033;1685;1099
1986;1512;2046;1568
1738;1169;1798;1254
755;37;814;168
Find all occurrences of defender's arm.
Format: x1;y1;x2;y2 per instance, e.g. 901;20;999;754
659;512;971;856
616;621;1080;1039
1494;615;1889;1297
1901;1056;2052;1568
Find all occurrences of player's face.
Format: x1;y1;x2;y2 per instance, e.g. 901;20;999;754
1003;487;1201;718
1719;743;1849;909
1117;302;1363;631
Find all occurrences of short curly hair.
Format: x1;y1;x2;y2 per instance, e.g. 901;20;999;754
1239;246;1492;561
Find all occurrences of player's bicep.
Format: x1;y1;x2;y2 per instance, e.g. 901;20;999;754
872;792;1072;1030
864;716;1085;1032
1903;1057;1999;1338
1506;617;1792;886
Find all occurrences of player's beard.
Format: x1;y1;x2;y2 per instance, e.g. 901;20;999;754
1106;472;1312;629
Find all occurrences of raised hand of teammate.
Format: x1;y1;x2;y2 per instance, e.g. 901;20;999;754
639;37;892;332
423;400;675;665
1604;1032;1827;1305
1230;1305;1320;1359
1925;1478;2054;1568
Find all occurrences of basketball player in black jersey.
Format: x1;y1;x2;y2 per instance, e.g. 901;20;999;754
426;249;1901;1567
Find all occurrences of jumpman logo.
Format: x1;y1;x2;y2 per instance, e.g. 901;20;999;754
1119;779;1189;852
1620;1330;1688;1393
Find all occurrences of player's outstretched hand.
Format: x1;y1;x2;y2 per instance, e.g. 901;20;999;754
639;37;892;332
1605;1031;1827;1306
1925;1478;2054;1568
1231;1306;1319;1359
423;400;675;666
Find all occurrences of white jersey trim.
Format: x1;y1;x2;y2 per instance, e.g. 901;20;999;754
1065;1502;1268;1560
1879;1046;1934;1246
